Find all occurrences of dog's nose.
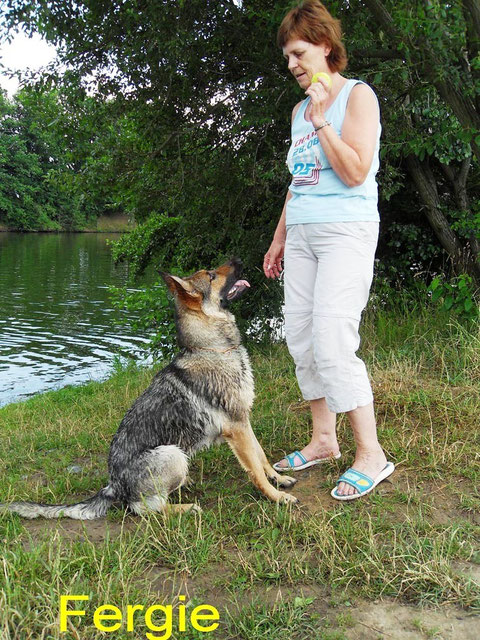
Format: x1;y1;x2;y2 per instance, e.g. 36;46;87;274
228;257;243;269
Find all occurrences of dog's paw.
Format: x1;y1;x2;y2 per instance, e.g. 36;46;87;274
277;492;299;505
164;503;202;515
274;474;297;488
189;503;203;514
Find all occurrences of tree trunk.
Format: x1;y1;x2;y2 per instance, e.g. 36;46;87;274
405;155;480;284
432;82;480;162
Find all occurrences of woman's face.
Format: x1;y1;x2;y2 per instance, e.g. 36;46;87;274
282;39;331;89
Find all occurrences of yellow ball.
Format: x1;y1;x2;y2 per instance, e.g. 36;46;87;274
311;72;332;88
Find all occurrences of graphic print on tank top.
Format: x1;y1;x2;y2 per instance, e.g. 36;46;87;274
288;127;323;187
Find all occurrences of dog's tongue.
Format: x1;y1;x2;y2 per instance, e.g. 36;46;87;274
227;279;250;299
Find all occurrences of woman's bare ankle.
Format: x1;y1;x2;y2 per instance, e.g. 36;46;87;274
305;440;340;459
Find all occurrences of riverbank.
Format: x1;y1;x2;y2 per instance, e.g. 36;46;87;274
0;212;135;233
0;311;479;638
83;212;136;232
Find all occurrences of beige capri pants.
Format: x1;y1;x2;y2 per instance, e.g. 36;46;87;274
283;222;379;413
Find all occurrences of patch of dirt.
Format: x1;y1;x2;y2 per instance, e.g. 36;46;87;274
21;471;49;488
143;564;238;606
380;471;480;526
285;467;342;511
142;565;479;640
22;512;139;548
282;466;479;529
343;600;479;640
143;564;332;612
452;561;480;586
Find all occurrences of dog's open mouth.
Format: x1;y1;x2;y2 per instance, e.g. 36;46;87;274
227;279;250;301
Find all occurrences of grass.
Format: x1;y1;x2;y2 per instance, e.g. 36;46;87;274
0;306;479;638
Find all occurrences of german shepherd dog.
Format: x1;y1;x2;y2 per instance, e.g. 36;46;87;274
1;259;297;520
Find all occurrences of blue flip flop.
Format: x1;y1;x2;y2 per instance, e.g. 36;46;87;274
331;462;395;501
273;450;341;472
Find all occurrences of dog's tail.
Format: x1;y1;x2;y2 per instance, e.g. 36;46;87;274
0;485;116;520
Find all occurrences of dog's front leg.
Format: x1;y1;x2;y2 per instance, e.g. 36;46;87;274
223;422;298;504
249;428;297;489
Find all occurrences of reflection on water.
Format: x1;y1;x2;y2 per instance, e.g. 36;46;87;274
0;233;155;407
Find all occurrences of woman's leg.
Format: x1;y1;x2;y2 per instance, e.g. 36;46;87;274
305;398;339;459
307;222;389;491
276;397;339;468
336;402;387;496
309;222;378;413
283;225;324;401
277;225;339;469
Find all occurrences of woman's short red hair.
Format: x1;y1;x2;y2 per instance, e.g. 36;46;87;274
277;0;348;73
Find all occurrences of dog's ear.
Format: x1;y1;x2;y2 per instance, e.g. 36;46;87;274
159;272;202;310
159;272;187;294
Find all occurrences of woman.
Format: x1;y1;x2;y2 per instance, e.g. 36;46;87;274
264;0;394;500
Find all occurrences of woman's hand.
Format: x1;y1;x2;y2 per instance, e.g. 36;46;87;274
265;191;289;279
263;238;285;279
305;75;330;127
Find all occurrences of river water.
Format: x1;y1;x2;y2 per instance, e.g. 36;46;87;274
0;233;155;407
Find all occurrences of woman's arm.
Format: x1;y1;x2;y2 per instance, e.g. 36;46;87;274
263;190;292;279
263;101;302;279
306;82;379;188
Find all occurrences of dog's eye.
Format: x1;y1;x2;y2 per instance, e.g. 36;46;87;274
208;272;216;281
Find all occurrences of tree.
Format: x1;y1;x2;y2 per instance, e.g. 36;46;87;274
1;0;478;299
344;0;479;282
0;84;121;230
0;90;51;229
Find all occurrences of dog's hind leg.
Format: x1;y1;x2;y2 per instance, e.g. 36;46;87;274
129;494;168;515
223;422;298;504
129;497;200;515
163;503;202;515
127;445;196;515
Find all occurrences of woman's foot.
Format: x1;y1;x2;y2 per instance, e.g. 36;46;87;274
335;447;387;497
275;441;340;470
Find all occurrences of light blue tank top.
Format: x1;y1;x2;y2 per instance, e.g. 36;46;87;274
286;79;381;225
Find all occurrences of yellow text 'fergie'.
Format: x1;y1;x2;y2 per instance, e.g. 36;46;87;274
59;595;220;639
